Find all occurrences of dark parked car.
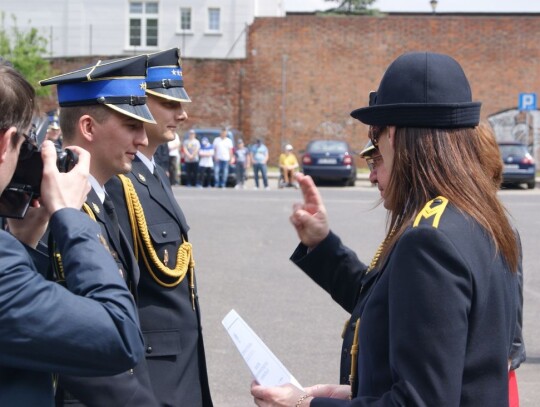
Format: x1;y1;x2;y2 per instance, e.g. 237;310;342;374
180;128;238;187
498;142;536;189
301;140;357;186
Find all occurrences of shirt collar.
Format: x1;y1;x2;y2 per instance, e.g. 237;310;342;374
89;175;106;203
136;151;156;173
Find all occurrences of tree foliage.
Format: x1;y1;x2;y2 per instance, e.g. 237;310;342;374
0;13;52;96
324;0;378;14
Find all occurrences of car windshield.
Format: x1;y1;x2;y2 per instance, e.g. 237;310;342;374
308;140;348;153
499;144;528;159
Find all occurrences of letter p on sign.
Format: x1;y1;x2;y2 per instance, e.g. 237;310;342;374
519;93;537;111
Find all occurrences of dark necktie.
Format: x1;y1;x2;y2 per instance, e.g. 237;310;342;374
103;193;121;244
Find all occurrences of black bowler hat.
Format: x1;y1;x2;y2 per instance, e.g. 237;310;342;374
40;55;155;124
145;48;190;103
351;52;481;128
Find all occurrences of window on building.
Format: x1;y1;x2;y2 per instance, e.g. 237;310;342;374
129;1;159;48
208;8;220;32
180;8;191;31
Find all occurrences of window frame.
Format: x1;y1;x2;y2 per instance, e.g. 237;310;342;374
177;6;193;34
206;7;221;34
128;0;160;50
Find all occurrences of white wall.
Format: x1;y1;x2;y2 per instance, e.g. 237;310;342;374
0;0;284;59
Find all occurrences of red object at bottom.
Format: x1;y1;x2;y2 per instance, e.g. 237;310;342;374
509;369;519;407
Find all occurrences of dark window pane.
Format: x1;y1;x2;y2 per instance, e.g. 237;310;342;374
130;18;141;46
146;19;158;46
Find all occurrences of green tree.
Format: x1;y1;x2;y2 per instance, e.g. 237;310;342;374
324;0;378;14
0;13;52;96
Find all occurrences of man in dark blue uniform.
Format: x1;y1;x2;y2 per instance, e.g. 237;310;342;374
107;48;213;407
41;55;159;406
0;60;144;406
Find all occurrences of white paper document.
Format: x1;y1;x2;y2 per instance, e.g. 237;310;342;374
222;309;303;390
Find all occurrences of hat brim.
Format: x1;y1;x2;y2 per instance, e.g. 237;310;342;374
350;102;481;128
106;103;156;124
146;87;191;103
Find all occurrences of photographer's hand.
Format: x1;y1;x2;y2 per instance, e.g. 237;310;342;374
39;140;91;215
7;200;49;248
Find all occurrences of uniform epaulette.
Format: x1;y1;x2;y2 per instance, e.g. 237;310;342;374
413;196;449;229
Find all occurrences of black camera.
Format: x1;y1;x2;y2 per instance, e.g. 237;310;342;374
0;147;78;219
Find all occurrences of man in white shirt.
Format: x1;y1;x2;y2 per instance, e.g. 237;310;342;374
212;128;233;188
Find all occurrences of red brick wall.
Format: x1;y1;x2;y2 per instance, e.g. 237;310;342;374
240;14;540;162
41;14;540;164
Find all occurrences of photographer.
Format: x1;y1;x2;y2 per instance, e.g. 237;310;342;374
0;63;144;405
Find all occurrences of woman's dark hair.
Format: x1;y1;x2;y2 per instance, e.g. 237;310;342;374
382;126;518;272
0;63;36;145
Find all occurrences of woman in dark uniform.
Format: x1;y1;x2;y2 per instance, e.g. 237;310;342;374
251;52;519;407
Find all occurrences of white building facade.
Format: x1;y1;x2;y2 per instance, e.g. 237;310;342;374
0;0;285;59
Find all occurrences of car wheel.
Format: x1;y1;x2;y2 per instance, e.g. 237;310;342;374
527;181;536;189
347;177;356;187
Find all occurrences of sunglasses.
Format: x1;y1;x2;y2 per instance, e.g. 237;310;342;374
18;125;39;161
368;126;386;148
365;154;383;172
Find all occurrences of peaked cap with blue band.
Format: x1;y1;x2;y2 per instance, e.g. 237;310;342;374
145;48;191;103
351;52;481;128
40;55;156;124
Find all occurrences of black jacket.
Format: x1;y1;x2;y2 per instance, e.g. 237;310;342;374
292;198;517;407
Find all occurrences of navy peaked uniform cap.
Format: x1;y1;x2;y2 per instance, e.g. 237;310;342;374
145;48;191;103
360;140;376;158
40;55;156;124
351;52;481;128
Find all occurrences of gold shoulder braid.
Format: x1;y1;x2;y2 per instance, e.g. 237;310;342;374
366;227;395;273
349;317;361;399
82;203;97;221
118;175;196;309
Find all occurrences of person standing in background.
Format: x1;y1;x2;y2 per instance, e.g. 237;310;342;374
234;139;250;189
168;131;181;185
250;138;269;190
182;129;200;187
212;128;233;188
197;137;214;188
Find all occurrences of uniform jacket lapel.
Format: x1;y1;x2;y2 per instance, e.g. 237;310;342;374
131;158;190;236
86;188;140;289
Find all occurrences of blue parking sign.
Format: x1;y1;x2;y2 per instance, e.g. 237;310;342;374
519;93;537;111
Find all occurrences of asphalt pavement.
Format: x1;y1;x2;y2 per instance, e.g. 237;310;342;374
172;180;540;406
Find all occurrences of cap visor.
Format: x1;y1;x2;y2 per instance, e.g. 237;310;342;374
106;103;156;124
360;144;376;158
146;87;191;103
